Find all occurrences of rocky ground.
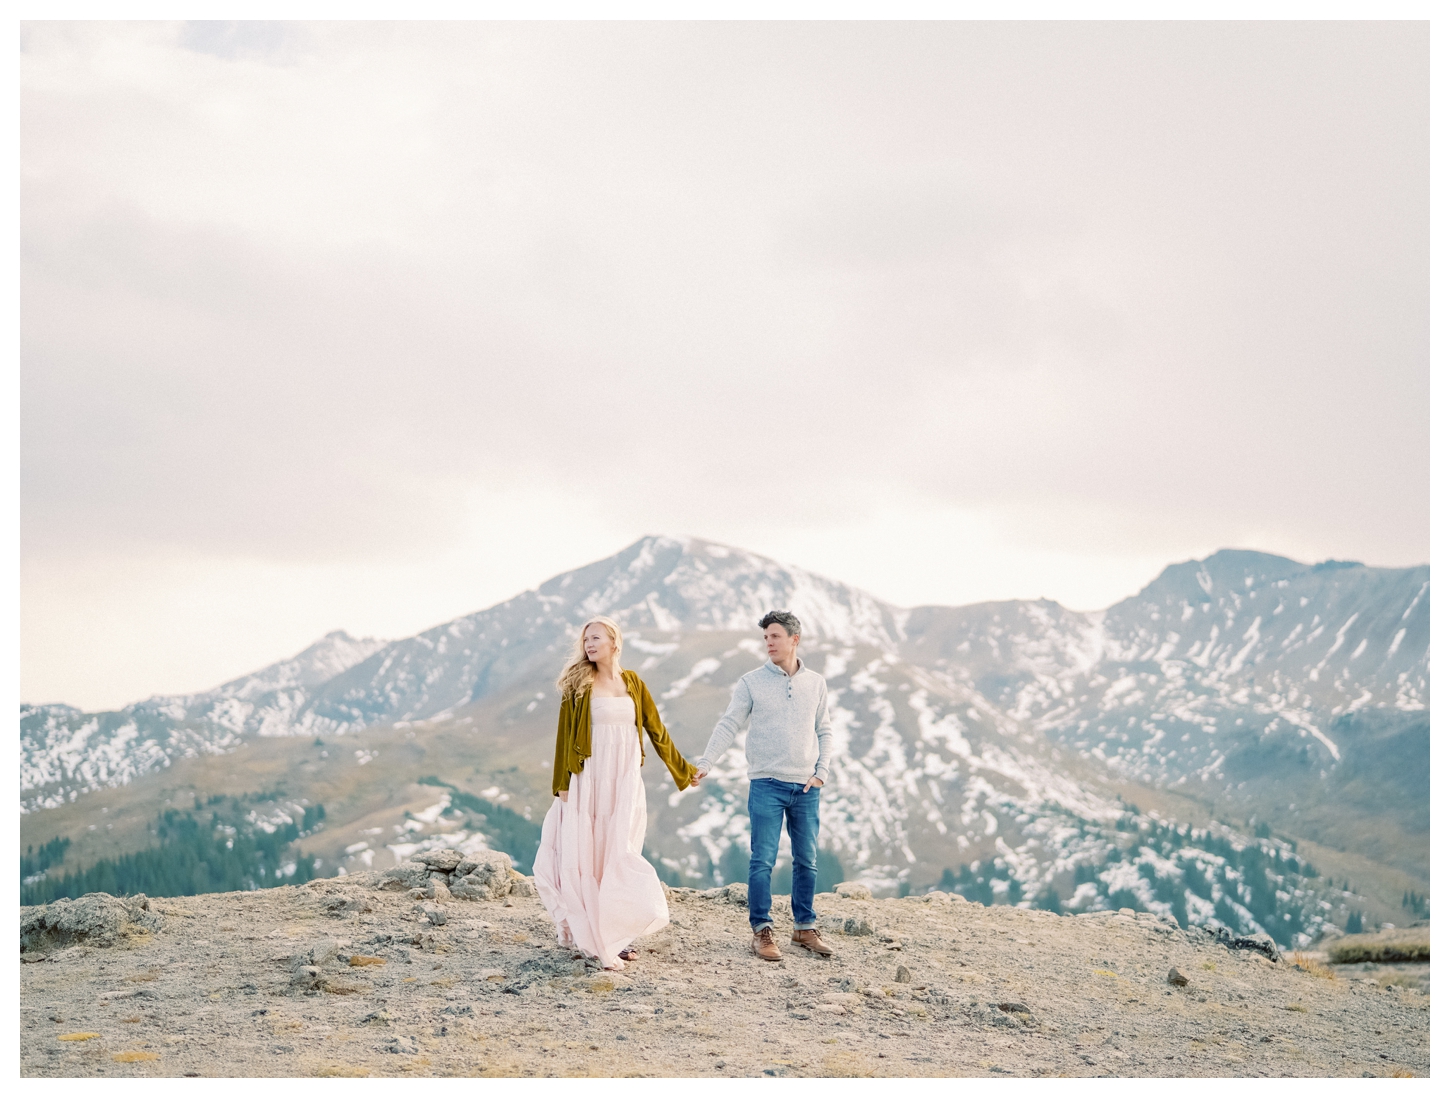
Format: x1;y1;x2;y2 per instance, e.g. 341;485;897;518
19;860;1430;1078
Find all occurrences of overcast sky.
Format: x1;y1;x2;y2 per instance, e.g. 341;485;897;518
21;20;1428;711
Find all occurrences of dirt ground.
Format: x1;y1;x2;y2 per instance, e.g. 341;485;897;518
19;872;1430;1078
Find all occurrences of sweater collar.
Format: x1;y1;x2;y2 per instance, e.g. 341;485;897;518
763;657;805;677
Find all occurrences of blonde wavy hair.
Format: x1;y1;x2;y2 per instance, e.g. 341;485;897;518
556;615;625;699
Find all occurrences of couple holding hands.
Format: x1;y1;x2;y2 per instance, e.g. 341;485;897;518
532;610;835;968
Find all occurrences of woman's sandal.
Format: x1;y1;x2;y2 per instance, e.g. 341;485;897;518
618;947;639;961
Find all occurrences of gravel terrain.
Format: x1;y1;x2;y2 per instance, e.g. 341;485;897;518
19;869;1430;1078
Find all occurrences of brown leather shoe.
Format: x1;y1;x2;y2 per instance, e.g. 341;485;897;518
792;928;834;956
752;925;783;961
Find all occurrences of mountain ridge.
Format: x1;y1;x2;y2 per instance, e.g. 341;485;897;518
19;536;1430;946
21;538;1428;814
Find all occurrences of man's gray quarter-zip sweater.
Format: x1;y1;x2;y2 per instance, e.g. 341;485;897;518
695;658;834;785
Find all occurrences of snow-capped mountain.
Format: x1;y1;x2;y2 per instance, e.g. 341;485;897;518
19;536;1429;943
22;537;1428;810
20;631;385;809
20;539;904;809
899;550;1429;789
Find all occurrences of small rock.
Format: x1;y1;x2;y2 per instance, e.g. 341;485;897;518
994;1001;1031;1015
1168;967;1189;987
378;864;429;892
451;852;516;901
290;965;322;990
420;849;464;873
834;881;873;900
323;895;373;916
20;893;161;953
99;988;157;1002
358;1010;391;1026
895;965;911;983
1212;927;1282;962
380;1035;420;1055
838;977;859;993
725;882;749;905
842;916;874;937
420;903;448;927
301;939;340;967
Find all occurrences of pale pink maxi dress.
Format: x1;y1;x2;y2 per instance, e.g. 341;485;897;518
533;694;669;969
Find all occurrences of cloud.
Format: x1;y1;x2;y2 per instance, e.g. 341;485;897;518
20;20;1429;705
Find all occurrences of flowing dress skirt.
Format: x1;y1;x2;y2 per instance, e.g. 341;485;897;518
533;707;669;969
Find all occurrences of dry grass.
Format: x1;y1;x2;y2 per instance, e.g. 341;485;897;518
1374;972;1421;990
312;1063;369;1077
1289;952;1335;979
1327;931;1429;965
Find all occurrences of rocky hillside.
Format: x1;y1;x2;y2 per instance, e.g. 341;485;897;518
19;537;1430;945
17;867;1429;1078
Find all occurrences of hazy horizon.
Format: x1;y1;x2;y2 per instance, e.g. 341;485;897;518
21;21;1428;710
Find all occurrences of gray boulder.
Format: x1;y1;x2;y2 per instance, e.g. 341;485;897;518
20;893;162;953
377;863;429;892
450;850;515;901
420;849;464;873
1213;927;1281;962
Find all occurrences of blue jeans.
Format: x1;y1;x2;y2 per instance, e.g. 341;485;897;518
747;778;820;931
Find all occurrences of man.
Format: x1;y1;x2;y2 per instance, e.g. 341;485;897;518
691;610;835;961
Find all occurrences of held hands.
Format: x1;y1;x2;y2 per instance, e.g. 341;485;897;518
558;791;568;802
803;776;824;792
688;769;705;788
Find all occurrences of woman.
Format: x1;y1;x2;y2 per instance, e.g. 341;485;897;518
533;616;698;969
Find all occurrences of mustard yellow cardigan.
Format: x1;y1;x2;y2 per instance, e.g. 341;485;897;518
551;669;698;797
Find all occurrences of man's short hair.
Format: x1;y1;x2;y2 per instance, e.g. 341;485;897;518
759;610;802;638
